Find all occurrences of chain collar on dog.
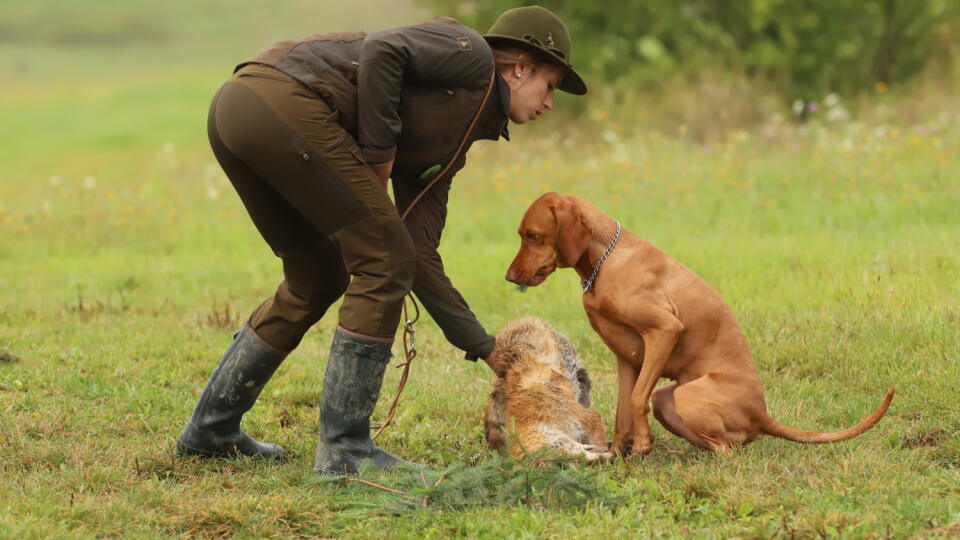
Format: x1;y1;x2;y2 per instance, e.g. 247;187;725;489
581;221;621;294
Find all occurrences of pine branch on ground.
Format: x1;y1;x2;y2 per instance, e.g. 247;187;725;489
307;452;627;514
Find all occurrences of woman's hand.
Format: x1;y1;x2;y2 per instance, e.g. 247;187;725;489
483;349;503;377
371;160;393;189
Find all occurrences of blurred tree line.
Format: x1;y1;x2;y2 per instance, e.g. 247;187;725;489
420;0;959;100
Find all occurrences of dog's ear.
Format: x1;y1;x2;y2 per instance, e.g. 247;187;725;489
552;199;592;267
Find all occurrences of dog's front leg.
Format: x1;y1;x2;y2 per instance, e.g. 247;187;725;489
611;356;638;457
629;325;682;455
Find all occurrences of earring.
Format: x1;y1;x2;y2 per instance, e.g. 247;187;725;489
516;73;523;78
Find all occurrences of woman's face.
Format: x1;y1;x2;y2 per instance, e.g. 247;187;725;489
506;62;564;124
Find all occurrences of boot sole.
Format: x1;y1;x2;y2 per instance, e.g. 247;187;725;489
176;440;285;460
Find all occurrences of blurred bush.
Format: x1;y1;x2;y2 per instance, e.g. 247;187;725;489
420;0;959;100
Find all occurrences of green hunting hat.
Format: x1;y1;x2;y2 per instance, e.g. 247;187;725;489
483;5;587;95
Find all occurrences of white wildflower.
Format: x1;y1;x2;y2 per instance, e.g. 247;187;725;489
791;99;804;116
826;105;850;123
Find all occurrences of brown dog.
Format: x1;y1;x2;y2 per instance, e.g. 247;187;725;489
505;192;895;456
484;317;612;462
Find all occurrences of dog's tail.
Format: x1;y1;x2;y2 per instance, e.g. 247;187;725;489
760;387;895;444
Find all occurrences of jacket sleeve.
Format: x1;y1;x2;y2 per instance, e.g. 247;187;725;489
392;162;496;360
357;19;493;164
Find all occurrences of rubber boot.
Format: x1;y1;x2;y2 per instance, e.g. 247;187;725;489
177;325;289;458
313;328;420;475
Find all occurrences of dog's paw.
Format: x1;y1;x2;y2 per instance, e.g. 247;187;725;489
608;439;631;458
631;442;653;456
630;433;654;456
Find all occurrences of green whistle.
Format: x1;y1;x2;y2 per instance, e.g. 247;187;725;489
419;164;442;180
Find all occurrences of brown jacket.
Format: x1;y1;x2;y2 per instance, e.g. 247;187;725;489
236;18;509;359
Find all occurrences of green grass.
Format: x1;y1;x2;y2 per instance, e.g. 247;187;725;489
2;1;959;538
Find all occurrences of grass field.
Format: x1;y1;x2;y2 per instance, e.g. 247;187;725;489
2;1;959;538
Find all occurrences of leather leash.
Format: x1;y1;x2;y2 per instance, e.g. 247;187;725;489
371;294;420;440
372;68;498;440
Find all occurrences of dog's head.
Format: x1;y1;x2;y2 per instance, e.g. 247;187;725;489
505;192;591;288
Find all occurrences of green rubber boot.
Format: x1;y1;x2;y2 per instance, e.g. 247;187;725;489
313;328;421;475
177;325;288;458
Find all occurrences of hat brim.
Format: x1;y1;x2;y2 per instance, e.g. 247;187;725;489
483;35;587;95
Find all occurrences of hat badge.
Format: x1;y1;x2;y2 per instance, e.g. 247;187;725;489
545;32;555;48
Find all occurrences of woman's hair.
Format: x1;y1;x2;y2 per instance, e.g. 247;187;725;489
491;45;551;75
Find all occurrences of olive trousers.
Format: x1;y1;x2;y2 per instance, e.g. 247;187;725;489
208;64;415;350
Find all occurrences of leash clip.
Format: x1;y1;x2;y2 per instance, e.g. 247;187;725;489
404;319;417;351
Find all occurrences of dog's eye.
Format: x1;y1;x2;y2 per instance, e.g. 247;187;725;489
526;233;541;242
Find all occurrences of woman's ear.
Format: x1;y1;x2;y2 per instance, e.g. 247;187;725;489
552;200;591;267
502;62;526;92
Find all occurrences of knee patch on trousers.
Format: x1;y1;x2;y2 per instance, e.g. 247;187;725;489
377;218;417;301
335;217;417;339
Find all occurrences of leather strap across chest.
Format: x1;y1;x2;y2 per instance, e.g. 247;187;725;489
399;69;497;221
